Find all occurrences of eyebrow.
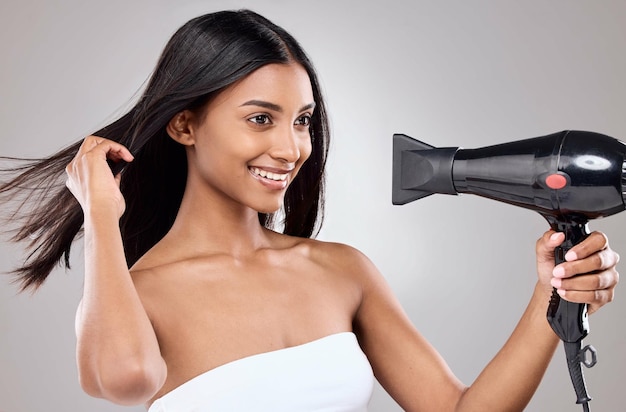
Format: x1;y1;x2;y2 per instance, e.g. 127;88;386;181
240;99;316;113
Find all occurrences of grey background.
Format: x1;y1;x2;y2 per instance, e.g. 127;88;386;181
1;0;625;411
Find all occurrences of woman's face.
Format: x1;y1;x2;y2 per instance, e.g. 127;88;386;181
186;63;315;214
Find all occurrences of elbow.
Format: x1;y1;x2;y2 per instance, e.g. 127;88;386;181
79;358;166;405
452;385;472;412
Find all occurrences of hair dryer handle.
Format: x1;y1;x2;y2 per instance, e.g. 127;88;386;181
546;221;595;408
546;222;590;343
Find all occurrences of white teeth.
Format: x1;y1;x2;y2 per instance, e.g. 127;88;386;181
252;167;288;181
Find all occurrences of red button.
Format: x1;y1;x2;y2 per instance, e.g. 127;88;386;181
545;173;567;189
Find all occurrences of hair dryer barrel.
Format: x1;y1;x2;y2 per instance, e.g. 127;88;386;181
392;130;626;224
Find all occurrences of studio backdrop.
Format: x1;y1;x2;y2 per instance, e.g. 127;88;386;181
1;1;624;411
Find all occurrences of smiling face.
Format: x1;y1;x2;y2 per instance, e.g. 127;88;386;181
177;63;315;214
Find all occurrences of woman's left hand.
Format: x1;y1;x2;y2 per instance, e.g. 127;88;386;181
536;230;620;314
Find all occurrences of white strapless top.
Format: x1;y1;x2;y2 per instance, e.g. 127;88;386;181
148;332;374;412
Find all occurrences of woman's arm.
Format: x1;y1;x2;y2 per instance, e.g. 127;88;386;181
352;230;619;411
68;136;166;405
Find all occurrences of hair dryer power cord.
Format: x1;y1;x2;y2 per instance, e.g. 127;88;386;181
564;340;595;411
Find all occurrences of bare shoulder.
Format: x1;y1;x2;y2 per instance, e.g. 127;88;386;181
304;238;366;262
128;255;164;289
297;237;383;286
127;237;197;285
126;244;189;300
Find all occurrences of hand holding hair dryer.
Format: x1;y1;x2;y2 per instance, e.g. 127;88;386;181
392;130;626;411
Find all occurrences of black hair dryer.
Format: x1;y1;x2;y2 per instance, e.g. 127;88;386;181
392;130;626;411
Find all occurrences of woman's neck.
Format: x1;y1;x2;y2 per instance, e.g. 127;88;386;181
164;183;275;258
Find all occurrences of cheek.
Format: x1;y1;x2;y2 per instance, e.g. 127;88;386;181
189;135;239;181
291;138;314;182
299;136;313;164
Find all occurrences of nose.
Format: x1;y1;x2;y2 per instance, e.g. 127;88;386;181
269;126;302;163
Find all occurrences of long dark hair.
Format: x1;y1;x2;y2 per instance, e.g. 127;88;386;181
0;9;330;291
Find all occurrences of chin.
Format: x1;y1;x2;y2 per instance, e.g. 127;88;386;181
256;205;282;215
253;200;283;215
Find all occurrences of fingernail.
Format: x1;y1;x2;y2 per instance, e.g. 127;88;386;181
557;289;566;297
565;250;577;261
553;266;565;278
551;278;562;288
550;233;561;241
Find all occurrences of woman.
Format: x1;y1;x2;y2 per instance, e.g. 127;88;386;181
1;9;619;411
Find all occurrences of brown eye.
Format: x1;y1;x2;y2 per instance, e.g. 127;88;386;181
295;114;311;127
249;114;271;125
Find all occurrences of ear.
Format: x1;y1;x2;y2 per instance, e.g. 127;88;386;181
166;110;196;146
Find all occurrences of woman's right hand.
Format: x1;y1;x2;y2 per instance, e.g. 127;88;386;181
65;135;134;218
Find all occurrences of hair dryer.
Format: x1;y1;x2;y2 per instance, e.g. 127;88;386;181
392;130;626;411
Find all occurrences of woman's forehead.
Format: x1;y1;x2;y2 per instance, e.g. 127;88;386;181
214;63;314;110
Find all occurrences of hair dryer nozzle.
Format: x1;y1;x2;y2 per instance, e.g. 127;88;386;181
392;134;459;205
